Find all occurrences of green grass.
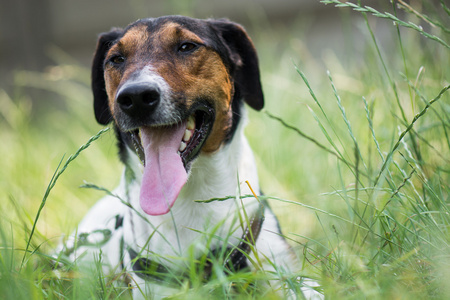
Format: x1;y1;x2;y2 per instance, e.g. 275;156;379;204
1;1;449;298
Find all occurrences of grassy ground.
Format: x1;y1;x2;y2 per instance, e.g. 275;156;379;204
1;1;449;299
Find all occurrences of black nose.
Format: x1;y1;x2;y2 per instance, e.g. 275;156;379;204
116;84;160;117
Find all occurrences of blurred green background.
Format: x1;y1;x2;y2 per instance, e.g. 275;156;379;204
1;0;450;298
1;0;366;245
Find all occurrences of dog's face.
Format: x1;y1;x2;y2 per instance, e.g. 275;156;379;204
91;16;263;216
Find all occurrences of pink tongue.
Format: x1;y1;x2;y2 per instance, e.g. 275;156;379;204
139;123;187;215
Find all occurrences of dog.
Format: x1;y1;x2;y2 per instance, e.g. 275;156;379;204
59;16;322;299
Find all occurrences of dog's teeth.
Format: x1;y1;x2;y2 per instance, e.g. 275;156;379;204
179;141;186;152
187;116;195;130
183;130;192;142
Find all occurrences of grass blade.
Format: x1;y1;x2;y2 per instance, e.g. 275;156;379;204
21;128;110;269
374;85;450;186
321;0;450;49
265;110;354;169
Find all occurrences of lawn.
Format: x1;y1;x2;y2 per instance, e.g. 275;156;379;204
0;1;449;299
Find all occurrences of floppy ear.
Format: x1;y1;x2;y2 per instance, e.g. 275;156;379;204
92;28;123;125
210;20;264;111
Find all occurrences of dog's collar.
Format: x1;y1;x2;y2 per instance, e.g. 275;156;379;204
127;203;265;286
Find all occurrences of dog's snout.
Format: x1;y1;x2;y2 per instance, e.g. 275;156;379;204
116;84;160;117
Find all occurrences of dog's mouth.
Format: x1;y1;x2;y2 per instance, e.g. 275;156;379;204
129;107;214;169
128;105;214;216
130;108;213;169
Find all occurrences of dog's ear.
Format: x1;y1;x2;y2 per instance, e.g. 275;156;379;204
92;28;123;125
210;20;264;111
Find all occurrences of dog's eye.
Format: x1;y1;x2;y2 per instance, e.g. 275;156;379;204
109;55;125;65
178;42;197;53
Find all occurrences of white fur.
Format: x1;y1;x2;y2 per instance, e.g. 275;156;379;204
59;107;322;299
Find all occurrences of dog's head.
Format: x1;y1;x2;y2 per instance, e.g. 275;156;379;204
91;16;263;216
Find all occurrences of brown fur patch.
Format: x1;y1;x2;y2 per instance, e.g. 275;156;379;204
153;24;233;153
104;24;150;116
